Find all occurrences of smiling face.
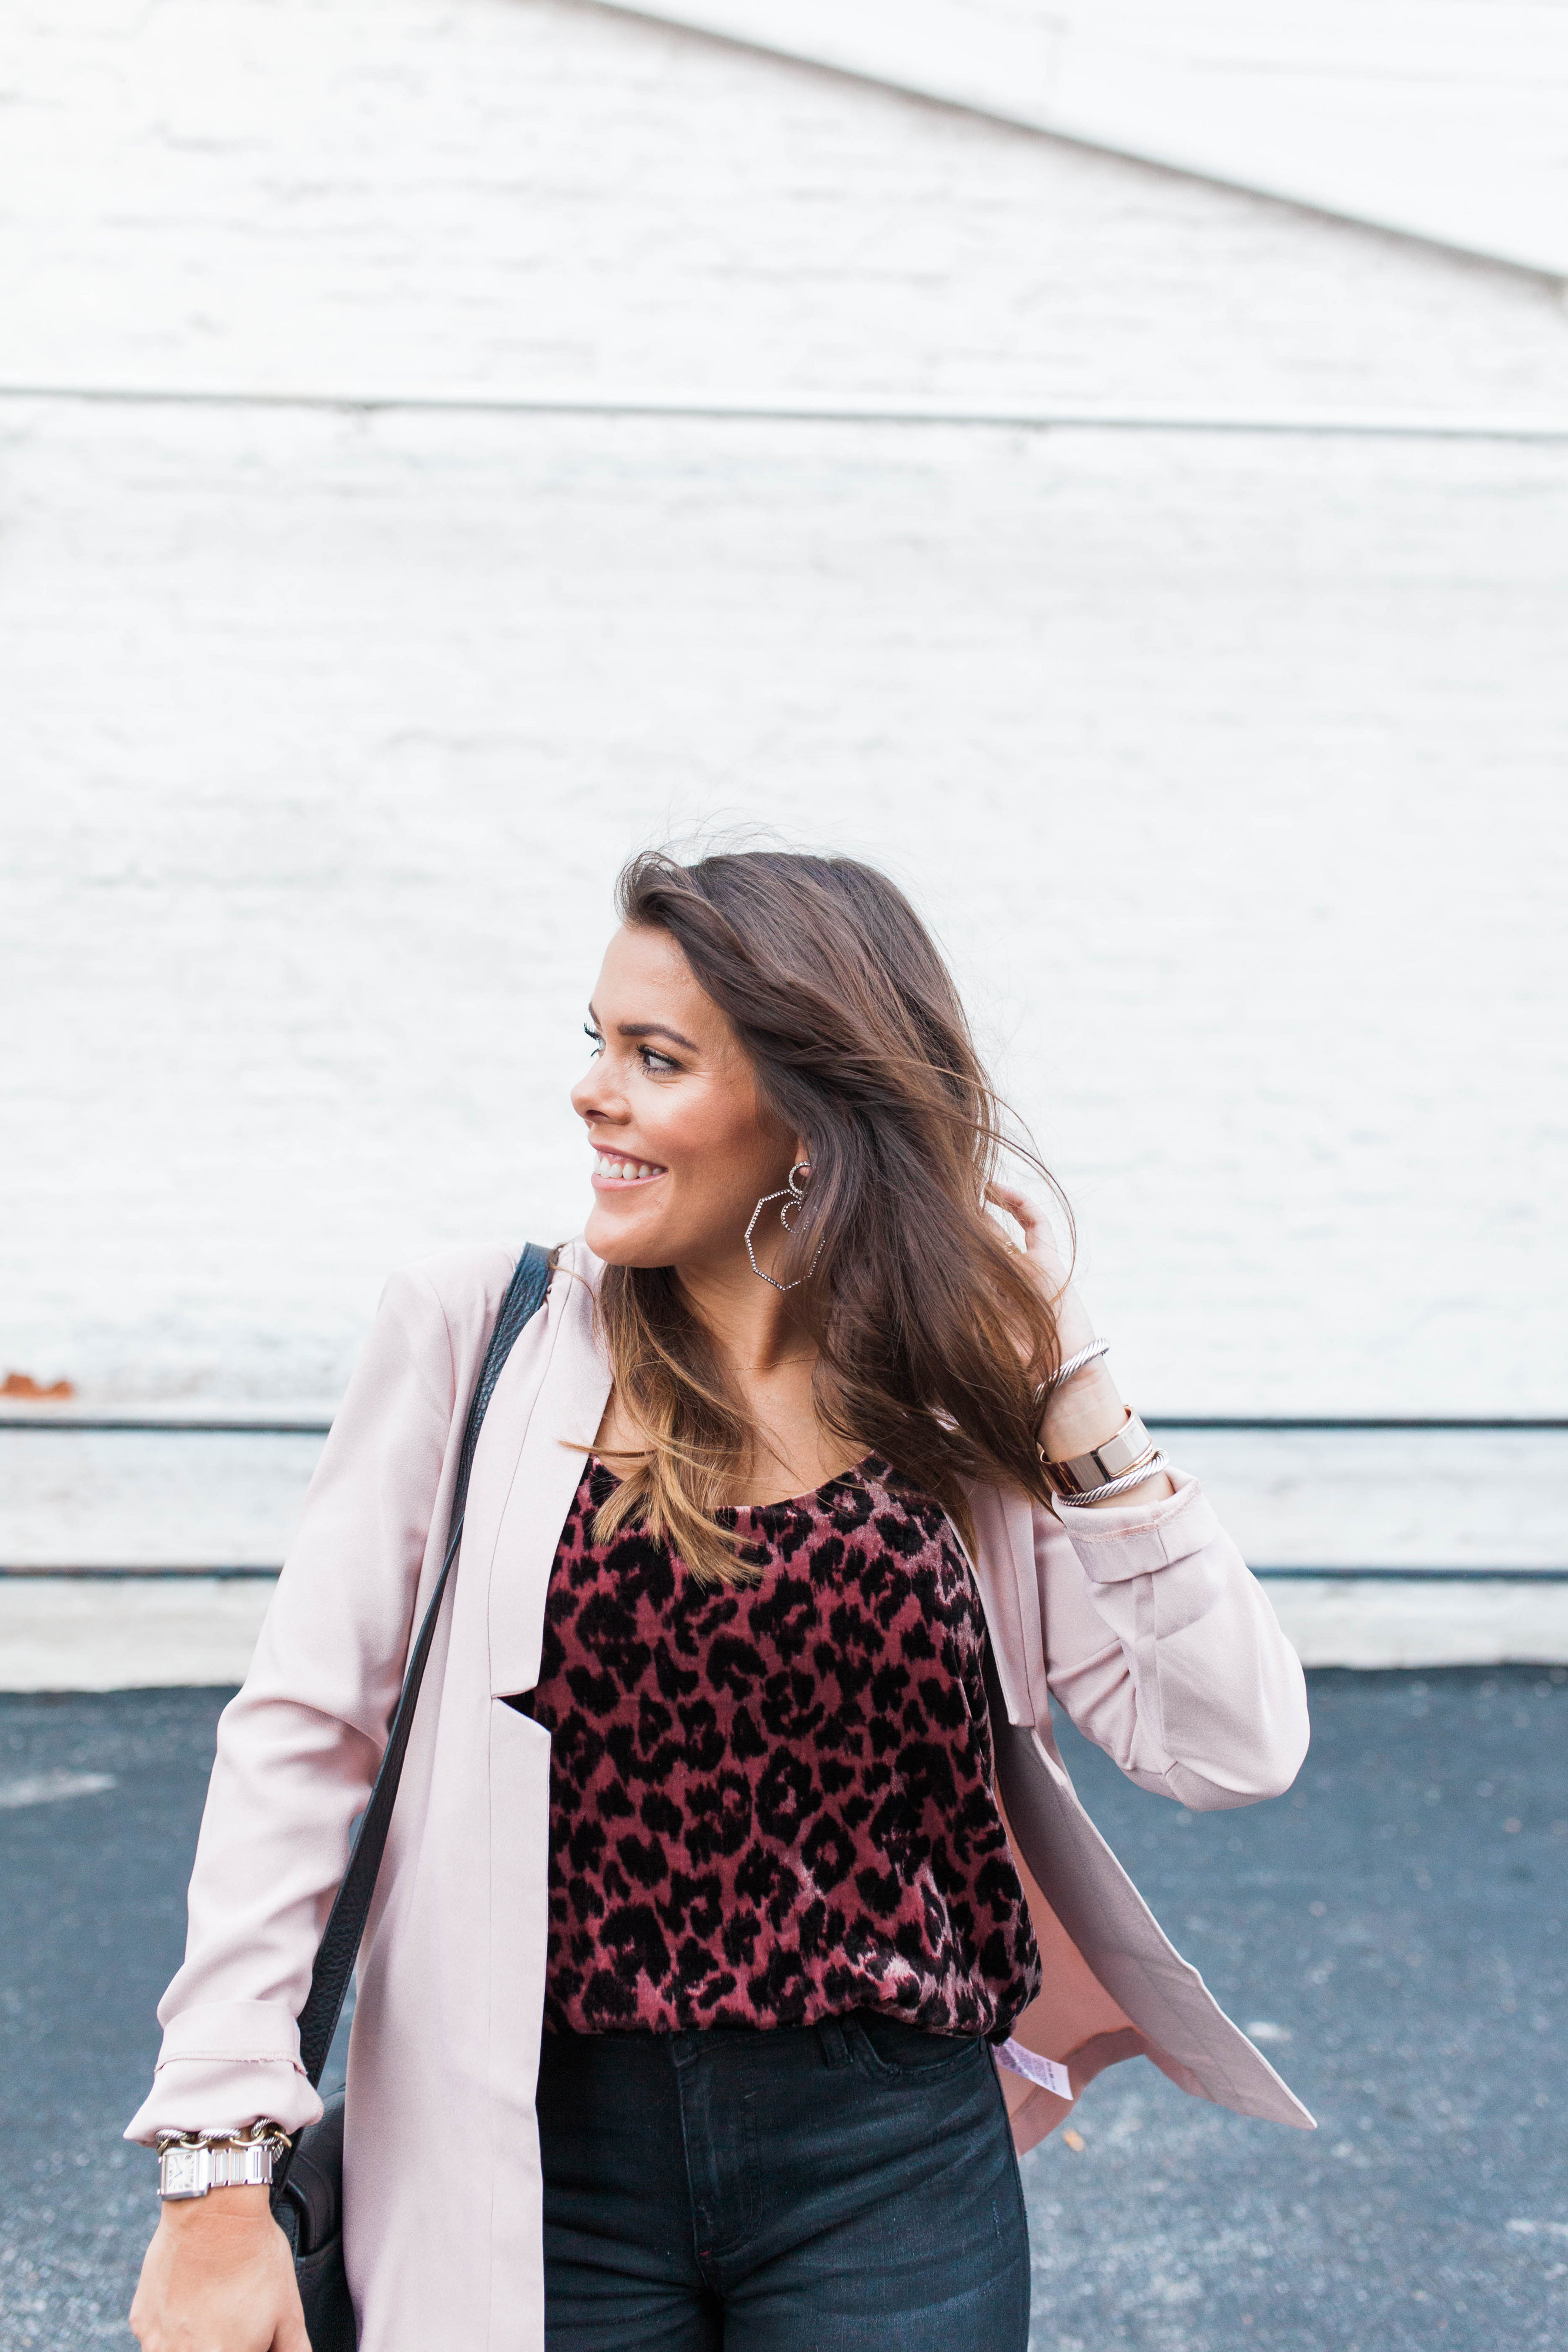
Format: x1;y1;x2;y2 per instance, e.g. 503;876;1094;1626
571;924;803;1273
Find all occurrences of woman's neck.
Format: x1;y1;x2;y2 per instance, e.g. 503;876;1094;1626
597;1250;851;1506
672;1249;813;1381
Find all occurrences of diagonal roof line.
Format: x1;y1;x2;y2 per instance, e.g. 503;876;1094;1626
586;0;1568;282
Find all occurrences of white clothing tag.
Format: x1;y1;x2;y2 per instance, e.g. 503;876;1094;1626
995;2039;1073;2101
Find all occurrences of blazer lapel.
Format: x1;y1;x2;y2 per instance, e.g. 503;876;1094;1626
471;1242;612;1699
964;1476;1050;1728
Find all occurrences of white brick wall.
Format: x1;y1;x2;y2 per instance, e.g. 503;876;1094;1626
3;0;1566;1421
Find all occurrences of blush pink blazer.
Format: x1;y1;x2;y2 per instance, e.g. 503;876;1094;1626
127;1242;1313;2351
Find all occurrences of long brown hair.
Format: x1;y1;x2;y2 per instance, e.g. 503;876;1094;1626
593;847;1068;1582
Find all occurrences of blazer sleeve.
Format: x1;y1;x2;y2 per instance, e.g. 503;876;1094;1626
123;1265;459;2145
1034;1468;1309;1811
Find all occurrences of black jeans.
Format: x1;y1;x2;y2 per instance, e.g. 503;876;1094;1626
537;2014;1031;2351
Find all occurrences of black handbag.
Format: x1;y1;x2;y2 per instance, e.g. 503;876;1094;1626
270;1243;556;2350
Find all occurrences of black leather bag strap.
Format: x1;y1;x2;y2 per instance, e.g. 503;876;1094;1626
291;1242;555;2090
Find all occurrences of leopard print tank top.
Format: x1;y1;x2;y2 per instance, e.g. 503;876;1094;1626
531;1452;1041;2039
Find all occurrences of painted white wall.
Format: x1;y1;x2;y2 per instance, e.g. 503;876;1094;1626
7;1429;1566;1572
7;0;1568;415
3;0;1566;1425
9;1572;1563;1689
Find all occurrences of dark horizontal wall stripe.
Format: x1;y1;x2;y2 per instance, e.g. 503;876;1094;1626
1149;1418;1568;1434
0;1565;285;1580
5;1415;1567;1436
1251;1566;1568;1584
0;1418;333;1435
6;1565;1567;1583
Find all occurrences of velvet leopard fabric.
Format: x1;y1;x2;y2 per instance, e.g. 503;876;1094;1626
533;1454;1041;2038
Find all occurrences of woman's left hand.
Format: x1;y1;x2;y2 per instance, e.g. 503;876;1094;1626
988;1183;1168;1495
986;1182;1088;1350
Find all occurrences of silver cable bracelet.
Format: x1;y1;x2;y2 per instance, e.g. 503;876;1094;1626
1036;1337;1110;1404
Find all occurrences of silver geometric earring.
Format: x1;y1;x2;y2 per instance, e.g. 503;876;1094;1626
745;1161;823;1291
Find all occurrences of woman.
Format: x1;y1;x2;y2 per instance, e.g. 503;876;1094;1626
128;848;1310;2352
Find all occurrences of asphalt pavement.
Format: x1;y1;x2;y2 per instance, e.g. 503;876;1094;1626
1;1668;1563;2350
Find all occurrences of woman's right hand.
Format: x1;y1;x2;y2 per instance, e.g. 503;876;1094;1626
130;2185;310;2351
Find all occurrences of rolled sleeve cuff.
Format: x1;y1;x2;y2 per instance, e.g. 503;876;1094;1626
124;2000;322;2145
1056;1468;1222;1582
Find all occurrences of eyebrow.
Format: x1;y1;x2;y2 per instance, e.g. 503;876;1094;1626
587;1005;698;1053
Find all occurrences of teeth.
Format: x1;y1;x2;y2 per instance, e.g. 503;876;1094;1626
594;1152;663;1180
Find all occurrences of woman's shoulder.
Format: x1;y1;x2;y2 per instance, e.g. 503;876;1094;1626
348;1246;512;1405
380;1235;597;1357
395;1239;523;1311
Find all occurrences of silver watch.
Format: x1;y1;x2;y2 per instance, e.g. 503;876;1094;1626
156;2122;289;2200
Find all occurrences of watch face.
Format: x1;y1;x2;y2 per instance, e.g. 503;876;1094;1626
161;2145;205;2197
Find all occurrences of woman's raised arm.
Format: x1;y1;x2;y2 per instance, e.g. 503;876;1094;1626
989;1182;1308;1808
